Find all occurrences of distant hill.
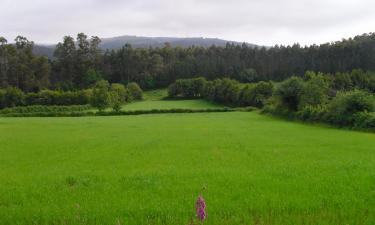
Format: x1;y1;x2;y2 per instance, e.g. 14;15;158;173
33;35;259;58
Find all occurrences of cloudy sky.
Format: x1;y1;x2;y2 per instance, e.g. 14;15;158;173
1;0;374;46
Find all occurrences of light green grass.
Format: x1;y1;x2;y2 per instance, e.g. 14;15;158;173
121;99;223;110
1;112;375;224
123;89;223;110
142;89;168;101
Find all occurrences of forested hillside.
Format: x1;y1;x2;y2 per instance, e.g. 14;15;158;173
1;32;375;92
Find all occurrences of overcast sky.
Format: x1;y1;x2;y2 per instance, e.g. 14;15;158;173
1;0;374;46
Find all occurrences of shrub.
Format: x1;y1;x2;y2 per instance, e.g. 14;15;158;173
0;89;5;109
299;72;329;108
353;112;375;131
325;90;375;126
0;105;91;114
110;83;128;112
91;80;111;112
274;76;304;111
168;77;207;98
239;81;273;107
296;105;328;122
4;87;25;108
127;82;143;100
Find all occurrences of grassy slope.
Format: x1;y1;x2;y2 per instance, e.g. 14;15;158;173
1;111;375;225
121;99;223;110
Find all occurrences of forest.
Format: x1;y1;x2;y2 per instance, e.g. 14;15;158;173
1;32;375;92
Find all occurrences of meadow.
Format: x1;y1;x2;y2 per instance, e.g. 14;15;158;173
1;97;375;225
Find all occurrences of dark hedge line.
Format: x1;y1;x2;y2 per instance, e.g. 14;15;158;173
0;105;91;114
169;71;375;132
0;107;238;117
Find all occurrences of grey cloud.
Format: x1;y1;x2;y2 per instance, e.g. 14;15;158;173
0;0;374;46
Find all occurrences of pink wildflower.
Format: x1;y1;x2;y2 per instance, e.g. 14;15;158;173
195;194;206;221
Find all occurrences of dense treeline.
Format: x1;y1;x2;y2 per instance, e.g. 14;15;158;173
168;69;375;131
1;33;375;91
168;77;274;107
0;82;143;111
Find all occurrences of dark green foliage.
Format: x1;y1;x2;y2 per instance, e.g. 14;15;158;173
0;107;233;117
325;90;375;126
84;69;103;87
3;33;375;92
3;87;25;107
168;77;274;108
24;90;91;106
236;68;259;82
239;81;274;107
127;82;143;100
274;77;304;111
168;77;206;98
0;105;91;114
300;72;329;108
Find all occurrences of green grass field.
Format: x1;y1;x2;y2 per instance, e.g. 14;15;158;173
1;99;375;224
121;99;223;110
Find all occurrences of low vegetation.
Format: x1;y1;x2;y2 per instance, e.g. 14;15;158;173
168;69;375;131
1;112;375;224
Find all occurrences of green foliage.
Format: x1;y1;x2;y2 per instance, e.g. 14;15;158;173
299;72;329;108
24;90;91;106
168;77;207;98
326;90;375;126
237;68;259;82
239;81;274;107
274;77;304;111
3;87;25;107
84;69;102;87
127;82;143;100
91;80;111;111
109;83;128;112
0;105;91;114
169;77;274;108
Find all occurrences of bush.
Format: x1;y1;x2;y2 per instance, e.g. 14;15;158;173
239;81;273;107
274;76;304;111
110;83;128;112
3;87;25;108
353;112;375;131
296;105;328;122
325;90;375;126
0;105;91;114
127;82;143;100
300;72;329;108
168;77;206;98
0;89;5;109
91;80;111;112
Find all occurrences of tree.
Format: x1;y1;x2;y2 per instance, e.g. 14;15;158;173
4;87;24;107
84;68;102;87
300;72;329;108
127;82;143;100
326;90;375;125
91;80;111;111
110;83;127;112
237;68;259;82
275;76;304;111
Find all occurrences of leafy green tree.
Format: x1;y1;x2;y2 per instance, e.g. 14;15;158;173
326;90;375;125
275;77;304;111
110;83;127;112
127;82;143;100
91;80;111;112
237;68;259;82
300;72;329;108
4;87;25;107
84;69;102;87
